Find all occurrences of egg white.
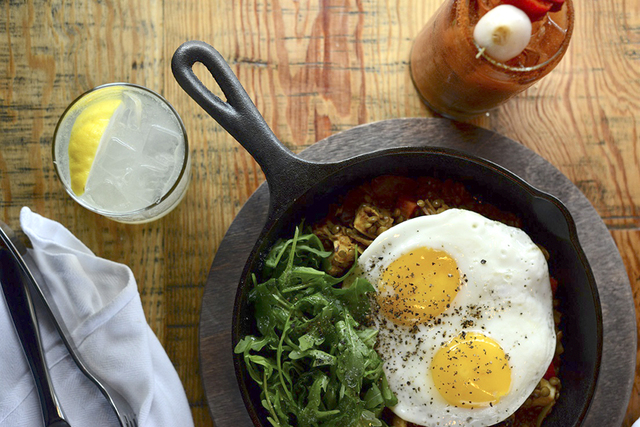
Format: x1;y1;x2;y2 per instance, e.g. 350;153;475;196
358;209;556;427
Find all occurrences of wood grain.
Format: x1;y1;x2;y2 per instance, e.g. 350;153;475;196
1;0;639;426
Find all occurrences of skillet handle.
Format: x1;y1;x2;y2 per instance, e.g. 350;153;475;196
171;40;326;210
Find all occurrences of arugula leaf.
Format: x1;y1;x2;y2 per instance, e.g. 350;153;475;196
331;276;376;323
234;224;396;427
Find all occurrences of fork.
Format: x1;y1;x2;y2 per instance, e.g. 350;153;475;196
0;221;139;427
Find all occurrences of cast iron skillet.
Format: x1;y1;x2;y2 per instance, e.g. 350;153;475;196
172;40;602;427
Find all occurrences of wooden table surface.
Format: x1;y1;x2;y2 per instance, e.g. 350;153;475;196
1;1;638;426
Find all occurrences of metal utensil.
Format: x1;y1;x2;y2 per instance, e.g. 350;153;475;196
0;222;139;427
0;246;71;427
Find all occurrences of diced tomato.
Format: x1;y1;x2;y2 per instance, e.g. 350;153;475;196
543;362;556;379
371;176;416;209
396;196;418;219
503;0;552;21
550;276;558;294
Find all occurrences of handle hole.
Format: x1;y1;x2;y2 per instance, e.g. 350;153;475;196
192;62;228;103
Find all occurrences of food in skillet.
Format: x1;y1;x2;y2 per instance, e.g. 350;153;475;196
236;175;563;427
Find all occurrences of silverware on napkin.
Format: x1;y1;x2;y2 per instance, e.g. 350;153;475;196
0;221;138;427
0;228;71;427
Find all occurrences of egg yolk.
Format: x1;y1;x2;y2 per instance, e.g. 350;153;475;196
431;332;512;408
377;247;460;326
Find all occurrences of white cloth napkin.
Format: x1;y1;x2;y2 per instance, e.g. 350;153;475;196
0;207;194;427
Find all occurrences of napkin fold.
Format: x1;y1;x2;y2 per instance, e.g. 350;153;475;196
0;207;194;427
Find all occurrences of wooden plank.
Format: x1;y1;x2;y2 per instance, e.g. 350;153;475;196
1;0;639;425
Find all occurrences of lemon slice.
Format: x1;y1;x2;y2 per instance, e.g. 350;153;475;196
68;87;123;196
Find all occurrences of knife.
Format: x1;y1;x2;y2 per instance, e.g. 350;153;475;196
0;232;71;427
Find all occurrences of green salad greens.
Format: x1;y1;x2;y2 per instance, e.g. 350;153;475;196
234;225;397;427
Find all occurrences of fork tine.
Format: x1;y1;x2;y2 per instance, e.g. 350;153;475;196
125;414;138;427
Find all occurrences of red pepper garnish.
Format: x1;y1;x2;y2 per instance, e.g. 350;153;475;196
503;0;552;21
550;276;558;294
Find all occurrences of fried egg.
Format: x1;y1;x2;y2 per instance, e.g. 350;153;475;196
358;208;555;427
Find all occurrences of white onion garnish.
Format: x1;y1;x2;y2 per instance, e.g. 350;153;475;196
473;4;532;62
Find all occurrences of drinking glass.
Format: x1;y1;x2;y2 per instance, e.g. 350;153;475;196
52;83;191;223
410;0;574;120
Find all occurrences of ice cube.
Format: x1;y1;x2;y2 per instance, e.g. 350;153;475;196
506;48;541;68
84;160;115;194
83;178;130;212
96;137;137;179
112;92;143;130
124;161;173;206
142;124;181;167
526;14;568;64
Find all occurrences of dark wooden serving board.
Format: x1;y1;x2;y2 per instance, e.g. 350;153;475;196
199;118;636;427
